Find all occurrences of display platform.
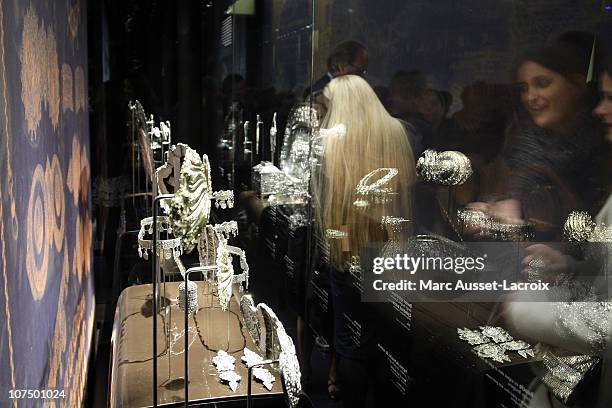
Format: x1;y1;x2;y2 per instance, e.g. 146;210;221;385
109;281;284;407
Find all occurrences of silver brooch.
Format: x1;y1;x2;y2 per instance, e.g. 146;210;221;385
253;367;275;391
458;326;535;363
457;328;489;345
218;370;241;392
473;343;511;363
213;350;236;372
242;347;275;391
479;326;513;343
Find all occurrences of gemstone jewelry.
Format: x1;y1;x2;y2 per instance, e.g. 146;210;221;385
480;326;513;343
501;340;535;358
156;143;188;212
256;303;302;407
325;229;347;239
242;347;264;366
168;147;212;253
239;296;262;349
213;350;236;372
213;221;238;240
354;168;399;208
564;211;612;243
473;343;511;363
564;211;596;242
219;370;241;392
198;225;219;267
241;347;276;390
538;344;601;404
215;237;234;311
280;103;320;196
177;280;198;315
137;216;183;260
348;256;361;274
380;216;410;234
457;208;491;231
226;245;250;289
288;212;308;230
457;326;535;363
213;190;234;209
416;149;472;186
457;328;489;345
457;208;534;241
253;367;275;391
526;256;546;282
215;239;251;311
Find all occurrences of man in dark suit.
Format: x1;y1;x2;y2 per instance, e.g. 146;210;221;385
305;40;369;98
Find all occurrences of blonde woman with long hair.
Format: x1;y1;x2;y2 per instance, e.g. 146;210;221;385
317;74;415;267
314;74;416;407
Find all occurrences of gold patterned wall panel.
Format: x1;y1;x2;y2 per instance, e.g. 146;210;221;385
0;0;92;405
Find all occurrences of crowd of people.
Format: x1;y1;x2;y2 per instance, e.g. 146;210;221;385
230;30;612;408
307;32;611;408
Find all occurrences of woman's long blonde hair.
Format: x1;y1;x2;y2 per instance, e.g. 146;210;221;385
315;75;416;268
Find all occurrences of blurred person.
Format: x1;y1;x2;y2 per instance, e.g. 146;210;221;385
468;33;608;239
501;59;612;408
420;88;446;129
314;74;415;408
389;69;433;153
305;40;368;98
437;81;512;159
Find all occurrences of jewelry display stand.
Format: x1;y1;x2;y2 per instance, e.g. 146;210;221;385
133;136;302;407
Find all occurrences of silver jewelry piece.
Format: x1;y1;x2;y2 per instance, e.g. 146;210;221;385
354;168;398;207
214;221;239;239
479;326;513;343
177;280;198;315
325;229;347;239
457;328;489;345
381;216;410;234
213;190;234;209
213;350;236;372
416;149;472;186
253;367;275;391
564;211;596;242
137;216;182;260
473;343;511;363
457;208;534;241
168;146;213;253
256;304;302;407
218;370;241;392
227;245;250;289
458;326;534;362
215;237;234;311
242;347;264;366
279;103;320;197
240;296;261;345
517;348;536;359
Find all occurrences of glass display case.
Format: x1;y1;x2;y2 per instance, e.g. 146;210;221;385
106;1;612;407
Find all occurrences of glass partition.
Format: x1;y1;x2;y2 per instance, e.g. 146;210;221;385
309;1;612;407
